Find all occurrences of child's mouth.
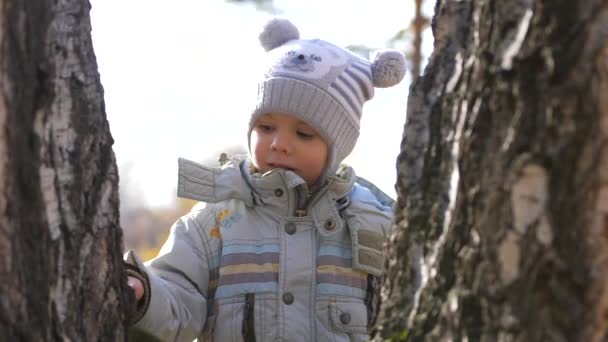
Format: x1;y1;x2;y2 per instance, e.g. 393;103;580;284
269;163;296;172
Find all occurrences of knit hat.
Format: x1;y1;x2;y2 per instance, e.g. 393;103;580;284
249;18;406;178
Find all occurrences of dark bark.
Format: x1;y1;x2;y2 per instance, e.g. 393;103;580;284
0;0;130;340
377;0;608;341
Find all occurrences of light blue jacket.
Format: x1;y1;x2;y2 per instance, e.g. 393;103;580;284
125;156;393;341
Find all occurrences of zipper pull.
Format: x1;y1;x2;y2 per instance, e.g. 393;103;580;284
242;293;256;341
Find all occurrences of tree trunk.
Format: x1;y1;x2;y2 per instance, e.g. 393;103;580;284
377;0;608;341
0;0;130;340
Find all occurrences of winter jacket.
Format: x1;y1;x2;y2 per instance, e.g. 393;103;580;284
125;156;393;342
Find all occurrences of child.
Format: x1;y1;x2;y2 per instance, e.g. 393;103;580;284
125;18;405;341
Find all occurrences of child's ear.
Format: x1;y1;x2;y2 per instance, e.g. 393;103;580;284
371;50;407;88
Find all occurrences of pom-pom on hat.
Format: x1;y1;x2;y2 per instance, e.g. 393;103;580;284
249;18;406;179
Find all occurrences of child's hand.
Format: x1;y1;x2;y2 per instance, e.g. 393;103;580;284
127;276;144;303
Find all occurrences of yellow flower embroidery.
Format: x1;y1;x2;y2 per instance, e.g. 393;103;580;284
209;209;232;239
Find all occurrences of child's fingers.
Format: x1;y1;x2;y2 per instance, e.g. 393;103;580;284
127;276;144;302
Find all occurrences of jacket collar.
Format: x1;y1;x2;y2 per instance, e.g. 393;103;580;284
176;155;355;207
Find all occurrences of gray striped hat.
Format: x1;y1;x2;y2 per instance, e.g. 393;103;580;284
249;18;406;178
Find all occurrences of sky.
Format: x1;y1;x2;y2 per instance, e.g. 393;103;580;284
90;0;434;208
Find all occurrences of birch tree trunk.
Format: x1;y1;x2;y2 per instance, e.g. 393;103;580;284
376;0;608;340
0;0;130;340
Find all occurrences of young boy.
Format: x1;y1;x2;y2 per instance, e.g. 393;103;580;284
125;18;405;341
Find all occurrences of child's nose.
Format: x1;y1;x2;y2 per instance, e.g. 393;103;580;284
270;132;294;154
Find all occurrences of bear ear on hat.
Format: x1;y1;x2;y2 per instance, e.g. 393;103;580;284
259;18;300;51
371;49;407;88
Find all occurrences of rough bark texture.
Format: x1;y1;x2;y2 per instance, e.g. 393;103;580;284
0;0;131;340
376;0;608;341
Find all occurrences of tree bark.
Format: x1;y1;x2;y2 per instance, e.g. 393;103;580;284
0;0;130;340
377;0;608;341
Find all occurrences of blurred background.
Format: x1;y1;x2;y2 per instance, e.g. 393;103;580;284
90;0;434;260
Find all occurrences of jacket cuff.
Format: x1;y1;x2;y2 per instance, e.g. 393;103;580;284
124;250;152;324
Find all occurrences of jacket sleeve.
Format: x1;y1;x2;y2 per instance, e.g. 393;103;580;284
124;206;216;342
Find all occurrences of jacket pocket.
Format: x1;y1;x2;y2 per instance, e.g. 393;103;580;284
328;300;370;341
344;213;387;277
210;296;247;342
210;293;277;341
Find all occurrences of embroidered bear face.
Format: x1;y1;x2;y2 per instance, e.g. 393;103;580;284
282;50;323;72
266;39;352;84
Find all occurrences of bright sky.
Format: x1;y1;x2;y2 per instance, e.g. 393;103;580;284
90;0;433;208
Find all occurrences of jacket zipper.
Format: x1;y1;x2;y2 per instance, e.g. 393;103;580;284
242;293;256;342
293;183;330;218
293;185;308;217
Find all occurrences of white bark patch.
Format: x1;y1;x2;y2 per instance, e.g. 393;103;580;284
34;18;81;239
470;228;481;245
446;52;463;93
448;290;459;313
511;164;549;235
40;176;61;239
404;243;425;324
500;305;519;329
472;3;482;49
408;101;467;327
35;108;69;240
501;9;534;70
498;231;521;285
427;101;468;273
78;234;94;281
50;245;70;324
536;216;553;246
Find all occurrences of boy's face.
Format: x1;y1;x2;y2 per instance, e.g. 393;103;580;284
250;112;328;187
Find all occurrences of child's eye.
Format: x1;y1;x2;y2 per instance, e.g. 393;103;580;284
257;124;274;132
297;130;315;139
